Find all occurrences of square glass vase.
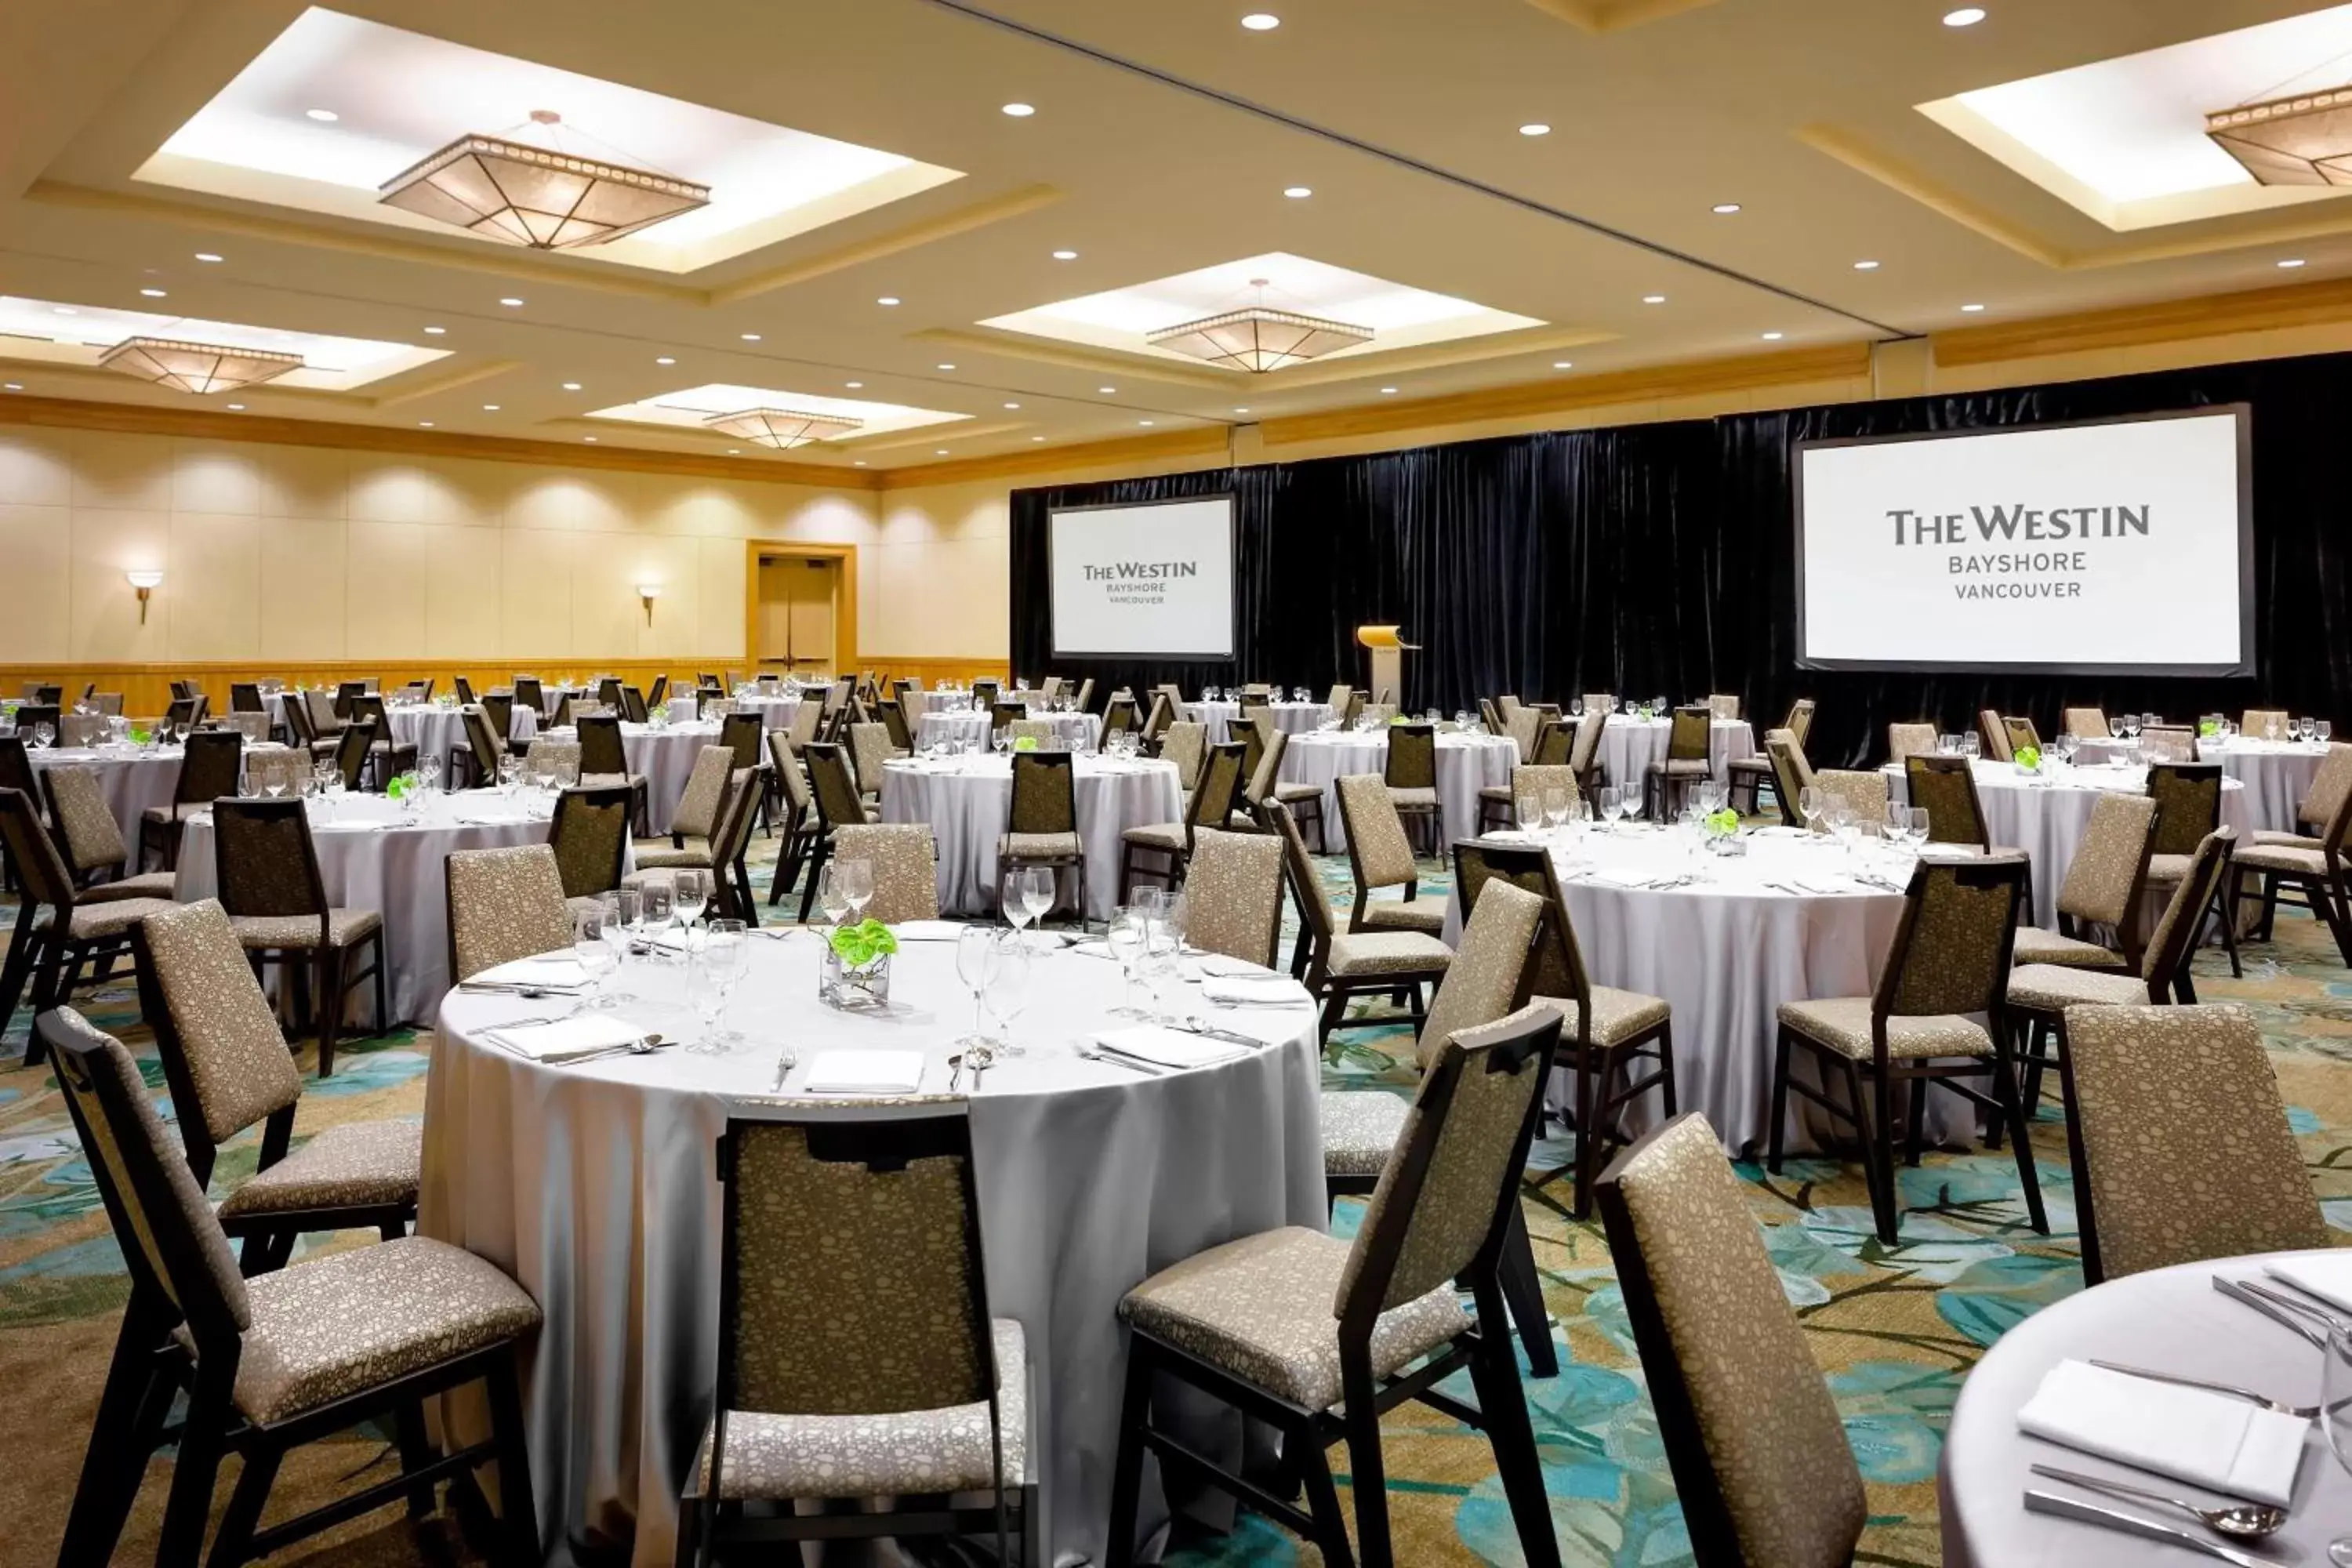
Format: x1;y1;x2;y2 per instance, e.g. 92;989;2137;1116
821;947;892;1011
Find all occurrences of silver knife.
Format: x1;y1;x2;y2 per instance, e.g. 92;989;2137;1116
2023;1489;2263;1566
2210;1276;2328;1349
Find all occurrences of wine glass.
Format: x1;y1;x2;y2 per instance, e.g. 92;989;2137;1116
1019;865;1056;935
1798;786;1823;835
31;722;53;750
1138;919;1180;1024
984;931;1031;1058
574;906;616;1009
672;868;709;938
1961;731;1981;760
1514;791;1541;834
1907;807;1931;848
601;890;639;1002
815;862;851;927
2107;716;2125;739
1598;785;1623;831
2321;720;2335;744
956;924;1000;1049
1543;786;1571;833
1106;906;1149;1018
837;858;875;922
688;919;748;1053
639;880;674;958
1001;865;1037;938
418;753;442;796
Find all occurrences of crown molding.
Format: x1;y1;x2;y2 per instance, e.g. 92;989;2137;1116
1933;274;2352;367
1521;0;1719;34
909;328;1239;389
703;186;1063;305
874;426;1230;489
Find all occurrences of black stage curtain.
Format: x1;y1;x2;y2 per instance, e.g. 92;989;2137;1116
1008;351;2352;766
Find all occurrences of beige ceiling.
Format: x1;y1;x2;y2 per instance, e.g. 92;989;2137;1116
2;0;2345;474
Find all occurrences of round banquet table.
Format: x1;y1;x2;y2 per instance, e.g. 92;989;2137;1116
1940;1250;2346;1567
384;702;535;768
1594;716;1757;789
173;788;581;1025
1883;759;2249;929
918;688;983;714
1443;823;1928;1152
2069;738;2327;834
879;754;1184;920
728;694;799;731
1183;701;1333;746
920;710;1102;752
541;722;728;834
24;744;186;848
1279;731;1518;854
418;935;1324;1567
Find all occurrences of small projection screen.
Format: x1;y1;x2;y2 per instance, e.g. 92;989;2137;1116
1047;495;1237;660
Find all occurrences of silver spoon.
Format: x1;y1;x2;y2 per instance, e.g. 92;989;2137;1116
2028;1465;2287;1541
1076;1046;1165;1076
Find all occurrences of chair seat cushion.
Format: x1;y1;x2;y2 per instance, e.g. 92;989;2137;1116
1272;783;1324;805
1647;758;1711;777
229;908;383;950
64;898;180;941
582;771;642;790
2236;843;2332;877
2006;964;2149;1012
1326;931;1454;978
1537;985;1671;1047
1320;1091;1409;1177
2143;852;2192;884
1120;1226;1468;1410
1385;786;1439;808
2009;926;2129;970
1122;822;1189;851
140;802;208;826
695;1319;1029;1499
2252;830;2325;851
1358;900;1447;936
220;1120;422;1218
230;1236;540;1425
1000;831;1082;860
1775;996;1993;1060
78;871;181;904
1726;754;1773;775
632;837;713;869
1476;784;1512;802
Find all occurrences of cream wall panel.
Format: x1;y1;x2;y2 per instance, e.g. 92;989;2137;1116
349;459;499;528
165;511;261;660
699;536;748;659
343;518;429;660
258;517;349;662
619;533;699;659
499;529;574;658
255;445;350;520
71;431;176;512
0;428;76;506
507;470;639;533
570;537;644;658
423;524;504;659
67;509;171;661
170;443;263;516
0;503;71;660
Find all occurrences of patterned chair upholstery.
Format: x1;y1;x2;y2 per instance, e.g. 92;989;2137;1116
245;748;312;799
1976;707;2013;762
1382;724;1441;850
1886;723;1937;765
1642;706;1715;819
40;764;180;903
445;844;574;982
549;784;636;911
1596;1114;1867;1568
849;720;902;801
1181;828;1285;970
1812;768;1888;829
2004;715;2042;756
1118;742;1244;902
996;750;1084;920
2062;1004;2327;1285
2009;789;2158;971
1006;718;1058;746
1729;702;1806;815
209;798;387;1077
1707;694;1740;720
2233;748;2352;965
0;786;175;1048
526;735;583;782
829;824;942;923
1479;761;1581;832
633;744;735;870
1334;773;1448;937
2243;708;2292;739
1762;730;1813;827
2140;724;2196;764
2063;706;2109;740
2287;742;2352;840
1231;727;1291;828
1158;720;1207;790
1270;803;1453;1047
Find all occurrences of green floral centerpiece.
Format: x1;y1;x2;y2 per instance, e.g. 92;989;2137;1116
1701;806;1747;855
2013;744;2042;775
386;769;423;808
1012;734;1040;752
821;916;899;1011
127;724;151;746
2199;717;2221;739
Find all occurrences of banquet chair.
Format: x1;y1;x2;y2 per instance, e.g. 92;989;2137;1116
133;899;420;1272
1324;682;1354;716
212;797;388;1078
2143;760;2238;975
677;1104;1036;1568
718;710;775;829
445;844;573;983
1642;706;1714;821
1265;740;1328;851
1341;690;1368;728
1107;1004;1564;1568
1762;729;1812;826
971;677;1003;713
305;688;347;742
285;692;336;763
166;694;209;731
2008;789;2157;974
2057;1004;2327;1287
2004;715;2042;756
549;784;636;918
2230;759;2352;965
795;744;877;921
1454;839;1676;1219
1335;774;1449;937
1271;802;1453;1037
41;1008;541;1568
1566;708;1610;803
1769;853;2045;1245
598;677;626;710
576;713;649;833
334;681;368;720
849;720;901;809
2006;828;2235;1123
1139;692;1175;746
26;680;64;703
140;728;243;872
2283;739;2352;840
447;706;499;789
11;702;60;744
1007;717;1058;747
1479;763;1580;832
0;788;174;1051
647;673;670;711
1902;757;2034;912
1494;695;1522;722
996;750;1084;924
1102;695;1138;739
620;684;650;724
1813;766;1889;829
57;710;107;746
1384;723;1442;853
1233;713;1269;786
1596;1113;1867;1568
513;675;544;717
785;698;824;757
1886;722;1938;765
1232;728;1290;829
331;720;379;793
698;765;765;920
1119;741;1244;900
1158;719;1207;789
989;700;1027;739
877;698;915;753
1976;708;2013;761
1707;694;1740;720
1527;718;1574;767
245;750;310;799
230;681;265;718
346;695;417;789
765;732;818;905
1181;827;1285;967
1073;677;1095;712
1504;706;1545;764
633;745;736;872
454;676;477;706
212;711;271;746
829;824;942;922
41;766;180;903
2244;707;2292;739
2140;724;2197;763
1479;697;1506;735
87;691;124;717
2063;706;2109;741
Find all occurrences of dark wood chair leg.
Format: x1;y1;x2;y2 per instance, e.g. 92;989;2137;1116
1904;1078;1929;1167
1847;1060;1899;1244
1295;1419;1355;1568
206;1441;283;1568
1468;1283;1564;1568
154;1375;234;1568
1339;1356;1392;1568
483;1355;540;1567
1102;1342;1152;1568
316;948;343;1078
394;1398;438;1517
2209;880;2243;977
1497;1204;1556;1375
57;1305;169;1568
1765;1026;1793;1173
1991;1046;2049;1232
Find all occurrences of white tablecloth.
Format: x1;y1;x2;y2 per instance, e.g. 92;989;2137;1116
2067;739;2322;835
419;938;1324;1566
173;789;579;1024
919;689;985;714
920;711;1103;753
1884;760;2249;928
1183;702;1333;746
1443;825;1920;1152
880;755;1184;920
1279;731;1519;853
542;723;728;834
24;746;184;848
1941;1250;2345;1568
729;694;799;731
1595;717;1757;789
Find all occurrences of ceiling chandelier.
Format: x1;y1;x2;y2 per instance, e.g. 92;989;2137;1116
98;336;303;395
1145;278;1373;373
701;408;863;448
379;110;710;249
2207;51;2352;187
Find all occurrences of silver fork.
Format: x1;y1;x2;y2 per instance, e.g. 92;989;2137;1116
2089;1357;2322;1419
2212;1277;2328;1349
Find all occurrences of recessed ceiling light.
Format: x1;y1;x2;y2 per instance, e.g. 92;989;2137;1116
194;252;223;263
582;436;597;443
854;459;868;466
1711;202;1741;214
655;355;676;365
1098;385;1116;394
1051;249;1078;260
52;307;76;316
877;296;901;307
562;382;582;390
1004;401;1021;408
1032;436;1046;442
936;362;956;371
306;107;339;122
728;448;741;454
1853;259;1881;270
935;448;950;456
1379;387;1398;395
1552;361;1574;370
418;420;434;427
225;403;245;411
1519;124;1551;137
1242;13;1280;29
1642;294;1667;304
499;297;524;307
740;332;761;341
2279;257;2308;268
482;403;500;411
1283;186;1312;199
2;383;20;391
423;325;447;335
1761;331;1784;340
845;380;863;388
1001;103;1036;118
140;288;167;298
1960;302;1986;312
1138;419;1155;426
1943;6;1986;25
1234;406;1250;412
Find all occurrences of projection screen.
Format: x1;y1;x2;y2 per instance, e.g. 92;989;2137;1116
1048;495;1237;660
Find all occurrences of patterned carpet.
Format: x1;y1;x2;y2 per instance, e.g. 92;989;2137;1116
2;837;2348;1568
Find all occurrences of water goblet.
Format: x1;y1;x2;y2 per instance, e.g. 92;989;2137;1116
687;920;749;1054
1106;906;1149;1018
672;868;709;938
601;890;640;1002
984;930;1031;1058
1542;786;1571;833
1797;786;1823;835
814;862;851;928
956;924;1000;1050
573;906;616;1009
31;722;53;750
1598;785;1623;831
638;880;675;958
2321;720;2334;743
1019;865;1056;934
836;858;875;922
1514;791;1541;834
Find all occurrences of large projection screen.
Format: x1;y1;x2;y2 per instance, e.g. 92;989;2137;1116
1795;407;2253;677
1049;495;1237;660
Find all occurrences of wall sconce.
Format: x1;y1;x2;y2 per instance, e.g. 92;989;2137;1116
637;582;662;624
125;569;164;624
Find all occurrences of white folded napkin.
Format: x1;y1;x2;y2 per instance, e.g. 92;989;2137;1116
1181;953;1269;981
1590;866;1664;889
801;1050;928;1095
2016;1358;2309;1507
472;955;590;990
2265;1256;2352;1316
887;920;968;942
1200;975;1313;1007
1091;1025;1249;1069
485;1014;641;1062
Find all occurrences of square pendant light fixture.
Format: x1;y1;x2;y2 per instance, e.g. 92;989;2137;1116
379;111;710;249
1145;281;1373;372
700;407;863;448
98;336;303;394
2207;86;2352;184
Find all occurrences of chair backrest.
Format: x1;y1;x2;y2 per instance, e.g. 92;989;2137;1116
212;798;332;944
576;713;627;777
2140;829;2236;993
2243;708;2291;737
1762;729;1813;816
1886;723;1937;765
1707;694;1740;720
619;684;649;724
245;748;310;798
1102;695;1138;736
829;824;941;922
1160;721;1206;789
1335;773;1418;896
804;743;868;832
332;719;376;790
1595;1114;1867;1567
1140;692;1174;742
230;681;264;713
648;674;670;710
2004;715;2042;755
1528;721;1573;767
1875;854;2027;1025
704;767;764;919
672;745;738;841
1780;697;1817;748
0;785;74;909
454;676;477;706
768;730;811;829
41;765;131;877
1269;803;1337;949
1452;838;1586;1015
1903;754;1987;847
445;844;574;982
14;702;60;739
1504;707;1544;759
1181;828;1284;969
176;728;245;804
849;721;898;796
1185;742;1247;844
1325;684;1353;715
1007;718;1057;746
2300;742;2352;833
1665;705;1711;762
0;734;32;808
1336;1005;1561;1342
548;784;634;898
1568;710;1608;775
720;712;765;771
348;693;389;732
1385;723;1438;789
462;706;504;786
1813;768;1888;829
787;699;824;751
1976;707;2013;762
877;699;914;752
165;695;207;732
1008;750;1077;835
1243;728;1290;808
2144;761;2222;857
133;899;304;1153
2054;789;2158;931
524;736;580;783
1505;764;1581;815
514;676;544;712
87;691;123;717
990;701;1027;735
2061;1005;2327;1286
1415;878;1545;1071
305;688;343;736
2140;725;2197;764
2063;706;2108;740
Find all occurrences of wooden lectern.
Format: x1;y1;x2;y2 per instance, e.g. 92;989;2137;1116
1356;624;1417;708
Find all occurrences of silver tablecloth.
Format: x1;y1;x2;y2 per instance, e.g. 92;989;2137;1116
173;789;578;1025
879;756;1184;919
1182;702;1332;746
920;711;1103;752
419;938;1325;1566
1594;717;1756;789
542;724;727;834
2068;739;2322;835
1279;731;1518;853
1942;1250;2347;1567
25;746;184;848
386;704;534;769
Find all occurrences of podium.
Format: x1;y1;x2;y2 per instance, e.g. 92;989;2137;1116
1355;624;1418;708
